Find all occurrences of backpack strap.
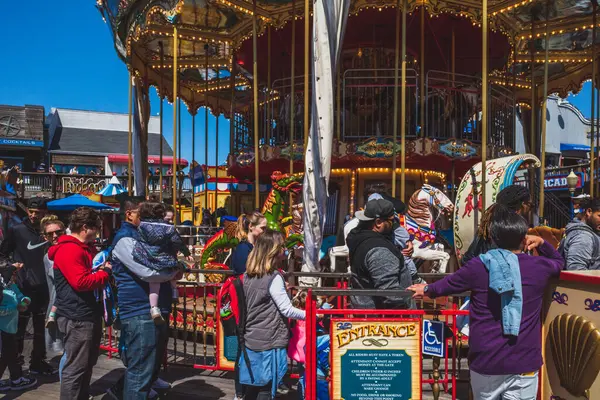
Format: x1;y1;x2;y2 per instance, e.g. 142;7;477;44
233;277;256;384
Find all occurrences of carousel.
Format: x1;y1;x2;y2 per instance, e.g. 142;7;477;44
97;1;600;396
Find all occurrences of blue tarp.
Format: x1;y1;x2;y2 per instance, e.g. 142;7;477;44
47;194;114;211
561;143;590;152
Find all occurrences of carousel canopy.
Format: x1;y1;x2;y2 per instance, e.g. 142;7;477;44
96;0;600;112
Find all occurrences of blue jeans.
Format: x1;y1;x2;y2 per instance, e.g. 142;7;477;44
110;314;168;400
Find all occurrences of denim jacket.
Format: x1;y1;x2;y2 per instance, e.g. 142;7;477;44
479;249;523;336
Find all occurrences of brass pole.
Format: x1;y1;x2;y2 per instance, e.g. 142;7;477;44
205;39;210;213
539;2;550;219
530;17;536;157
192;111;196;224
178;98;182;213
400;0;408;201
481;0;488;211
230;53;236;157
290;0;297;211
336;66;341;141
127;71;133;194
392;1;401;198
159;42;164;202
215;69;220;212
303;0;310;150
267;25;272;144
420;5;425;135
592;1;598;197
253;0;260;208
172;26;178;214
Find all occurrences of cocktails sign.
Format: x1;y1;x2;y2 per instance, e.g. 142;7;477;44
331;319;422;400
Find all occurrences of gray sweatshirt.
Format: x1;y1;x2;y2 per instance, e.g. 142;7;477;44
560;218;600;271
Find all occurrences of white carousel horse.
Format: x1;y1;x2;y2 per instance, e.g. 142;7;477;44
329;184;454;273
402;184;454;273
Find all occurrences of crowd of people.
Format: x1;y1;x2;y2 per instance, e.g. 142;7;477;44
0;182;599;400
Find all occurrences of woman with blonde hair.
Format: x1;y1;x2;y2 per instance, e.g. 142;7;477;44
238;230;305;400
230;211;267;276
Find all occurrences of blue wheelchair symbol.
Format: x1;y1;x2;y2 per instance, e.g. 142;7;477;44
422;320;445;357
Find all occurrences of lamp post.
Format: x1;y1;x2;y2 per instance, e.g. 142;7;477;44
567;169;578;219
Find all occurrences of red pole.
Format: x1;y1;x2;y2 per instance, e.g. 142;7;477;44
305;289;315;399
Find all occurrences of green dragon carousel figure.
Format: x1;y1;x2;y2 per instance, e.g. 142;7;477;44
199;171;304;277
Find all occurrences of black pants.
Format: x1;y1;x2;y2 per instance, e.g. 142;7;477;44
16;293;47;363
0;331;23;380
244;383;272;400
57;317;102;400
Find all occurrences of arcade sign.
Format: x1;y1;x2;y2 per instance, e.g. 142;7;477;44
514;173;584;192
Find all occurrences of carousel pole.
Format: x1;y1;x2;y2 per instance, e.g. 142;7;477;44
290;0;297;212
592;1;598;197
451;25;456;196
481;0;488;211
336;66;341;141
528;15;536;218
172;26;179;214
401;0;408;200
392;0;401;198
127;70;133;194
267;25;272;144
252;0;260;209
192;110;196;224
205;10;210;213
303;0;309;150
230;53;236;160
539;1;550;220
420;4;425;136
178;98;182;213
215;68;220;212
159;42;164;202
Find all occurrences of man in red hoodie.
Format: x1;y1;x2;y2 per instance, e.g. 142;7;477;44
48;207;111;400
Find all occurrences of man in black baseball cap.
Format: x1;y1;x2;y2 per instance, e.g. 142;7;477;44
346;198;414;310
0;196;56;375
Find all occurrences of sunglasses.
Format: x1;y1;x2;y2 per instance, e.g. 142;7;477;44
45;230;64;237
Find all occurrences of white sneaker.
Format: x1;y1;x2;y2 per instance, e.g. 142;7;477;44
152;377;171;390
148;388;159;399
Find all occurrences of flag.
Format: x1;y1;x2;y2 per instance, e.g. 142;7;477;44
190;161;205;187
301;0;350;285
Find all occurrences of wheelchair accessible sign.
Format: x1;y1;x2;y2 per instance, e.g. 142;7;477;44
422;319;445;357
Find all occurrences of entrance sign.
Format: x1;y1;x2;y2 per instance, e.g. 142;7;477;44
422;319;445;357
331;319;422;400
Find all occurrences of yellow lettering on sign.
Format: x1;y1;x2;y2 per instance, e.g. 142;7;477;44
335;323;418;348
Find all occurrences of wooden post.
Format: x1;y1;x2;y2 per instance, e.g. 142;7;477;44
127;71;133;193
481;0;488;211
172;26;179;214
539;1;550;220
303;0;310;150
253;0;260;209
392;1;401;198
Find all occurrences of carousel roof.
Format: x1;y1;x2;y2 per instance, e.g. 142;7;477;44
96;0;600;112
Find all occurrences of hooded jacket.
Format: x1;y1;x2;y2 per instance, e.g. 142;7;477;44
559;218;600;270
347;228;414;309
0;218;48;298
48;235;109;321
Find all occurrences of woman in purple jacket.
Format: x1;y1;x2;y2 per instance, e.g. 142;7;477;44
409;205;563;399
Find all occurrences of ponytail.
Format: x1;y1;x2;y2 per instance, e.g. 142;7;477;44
236;211;266;241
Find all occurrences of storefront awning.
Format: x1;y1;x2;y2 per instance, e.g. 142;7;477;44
560;143;590;152
108;154;188;167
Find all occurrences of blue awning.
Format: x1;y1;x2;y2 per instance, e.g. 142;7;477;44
561;143;590;152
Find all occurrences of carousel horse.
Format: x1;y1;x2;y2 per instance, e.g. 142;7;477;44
329;184;454;274
199;171;304;274
401;184;454;273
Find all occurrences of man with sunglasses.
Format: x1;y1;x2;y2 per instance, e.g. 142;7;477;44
347;199;414;310
0;197;57;375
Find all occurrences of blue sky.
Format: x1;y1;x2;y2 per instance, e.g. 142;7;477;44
0;0;230;169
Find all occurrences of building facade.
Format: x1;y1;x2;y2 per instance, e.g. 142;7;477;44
0;105;46;171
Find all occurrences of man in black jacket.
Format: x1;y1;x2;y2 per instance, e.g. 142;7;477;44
347;199;414;310
0;197;56;375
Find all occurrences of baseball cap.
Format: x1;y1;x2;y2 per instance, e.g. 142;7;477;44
27;197;48;210
356;199;395;221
